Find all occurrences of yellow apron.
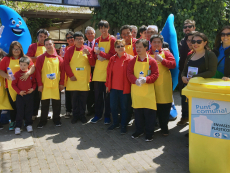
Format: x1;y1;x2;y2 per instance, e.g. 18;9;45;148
131;56;157;110
7;58;20;102
0;77;12;110
34;43;46;65
92;36;110;82
66;49;91;91
41;56;60;100
125;38;134;56
150;52;173;104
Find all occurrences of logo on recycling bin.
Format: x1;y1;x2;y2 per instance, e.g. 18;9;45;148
223;134;228;139
214;132;222;138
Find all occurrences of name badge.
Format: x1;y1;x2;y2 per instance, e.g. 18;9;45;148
147;70;151;76
46;73;56;80
76;67;84;71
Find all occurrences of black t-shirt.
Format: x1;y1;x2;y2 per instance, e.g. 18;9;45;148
187;56;206;76
179;37;190;72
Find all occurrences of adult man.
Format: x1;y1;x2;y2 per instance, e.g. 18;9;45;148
36;38;65;128
85;26;96;48
130;25;138;39
177;19;196;126
139;25;147;39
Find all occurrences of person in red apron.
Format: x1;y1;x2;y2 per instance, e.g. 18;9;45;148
127;39;159;142
27;29;48;120
36;38;65;128
65;31;95;124
0;41;35;131
91;20;116;124
148;34;176;136
105;39;133;134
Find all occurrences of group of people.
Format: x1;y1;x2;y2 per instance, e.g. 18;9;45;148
0;18;229;142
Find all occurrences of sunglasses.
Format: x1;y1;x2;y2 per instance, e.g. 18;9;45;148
221;32;230;37
191;40;203;44
116;45;125;48
66;36;74;40
183;25;193;29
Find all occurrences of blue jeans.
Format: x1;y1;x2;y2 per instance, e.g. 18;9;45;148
110;89;129;127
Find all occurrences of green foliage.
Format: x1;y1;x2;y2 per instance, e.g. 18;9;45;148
92;0;230;47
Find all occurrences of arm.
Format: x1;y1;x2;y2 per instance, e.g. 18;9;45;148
127;58;138;84
161;51;176;69
99;37;116;60
0;57;10;79
59;57;65;85
35;56;44;87
146;57;159;84
87;47;96;66
11;73;21;94
105;57;113;87
64;48;74;78
26;44;37;61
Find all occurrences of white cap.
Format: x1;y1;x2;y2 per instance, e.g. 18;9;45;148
147;25;158;33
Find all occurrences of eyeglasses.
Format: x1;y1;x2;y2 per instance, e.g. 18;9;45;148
12;48;20;51
116;45;125;48
66;36;74;40
221;32;230;37
183;25;193;29
191;40;203;44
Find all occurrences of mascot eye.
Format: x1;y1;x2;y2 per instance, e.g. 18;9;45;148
18;21;22;25
12;20;16;25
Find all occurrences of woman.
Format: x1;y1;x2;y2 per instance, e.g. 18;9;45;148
212;26;230;80
0;41;35;131
182;32;217;85
148;34;176;136
105;39;133;134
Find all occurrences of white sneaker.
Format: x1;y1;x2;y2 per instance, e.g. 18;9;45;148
27;125;33;132
15;127;21;135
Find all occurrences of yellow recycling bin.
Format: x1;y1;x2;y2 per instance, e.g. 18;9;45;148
182;77;230;173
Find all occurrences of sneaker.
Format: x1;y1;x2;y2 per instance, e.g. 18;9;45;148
65;112;71;119
145;135;153;142
71;118;78;124
131;132;144;139
15;127;21;135
37;122;46;129
9;121;16;131
27;125;33;132
121;126;127;135
80;116;88;125
55;121;62;127
169;104;178;121
0;124;3;130
90;116;102;123
177;118;188;126
127;119;135;126
107;124;120;130
104;117;111;125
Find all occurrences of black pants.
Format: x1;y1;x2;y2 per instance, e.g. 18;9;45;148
65;89;72;113
33;87;41;116
72;91;88;119
16;94;33;128
156;103;171;134
94;81;110;118
40;98;61;124
134;108;156;136
87;67;95;113
6;89;17;122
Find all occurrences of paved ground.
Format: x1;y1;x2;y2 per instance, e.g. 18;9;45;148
0;91;189;173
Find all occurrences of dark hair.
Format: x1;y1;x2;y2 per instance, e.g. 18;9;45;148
185;31;198;40
19;56;30;65
120;25;132;34
65;31;74;38
136;39;148;48
7;41;25;58
214;26;230;49
0;48;6;60
150;34;164;43
98;20;109;29
192;32;210;50
44;38;54;45
139;25;147;34
37;29;49;37
73;31;84;39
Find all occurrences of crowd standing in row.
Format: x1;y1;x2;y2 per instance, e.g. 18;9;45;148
0;18;229;142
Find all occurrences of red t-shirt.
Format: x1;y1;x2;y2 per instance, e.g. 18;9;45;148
12;70;37;94
27;43;45;63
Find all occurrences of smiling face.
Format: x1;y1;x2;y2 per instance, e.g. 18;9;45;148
44;40;55;53
183;24;195;34
10;18;24;36
12;45;21;57
146;28;158;41
66;34;74;46
192;36;207;52
38;33;48;45
85;29;95;42
74;36;84;48
221;28;230;46
121;29;132;44
99;26;109;38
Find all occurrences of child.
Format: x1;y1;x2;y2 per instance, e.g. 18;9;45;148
12;57;36;134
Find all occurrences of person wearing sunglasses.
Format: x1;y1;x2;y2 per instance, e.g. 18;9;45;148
105;39;133;134
181;32;217;85
212;26;230;80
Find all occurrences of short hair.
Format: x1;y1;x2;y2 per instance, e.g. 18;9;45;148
85;26;95;34
98;20;109;29
19;56;30;65
139;25;147;34
130;25;138;31
120;25;132;34
65;31;74;38
37;29;49;37
147;25;158;33
136;39;148;48
184;19;196;27
73;31;84;39
150;34;164;43
114;39;126;48
44;38;54;45
185;31;198;40
7;41;25;58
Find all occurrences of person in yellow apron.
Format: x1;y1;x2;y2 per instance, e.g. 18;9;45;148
0;41;35;131
91;20;116;124
120;25;137;56
27;29;48;120
148;34;176;136
64;31;95;124
35;38;65;128
127;39;159;142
